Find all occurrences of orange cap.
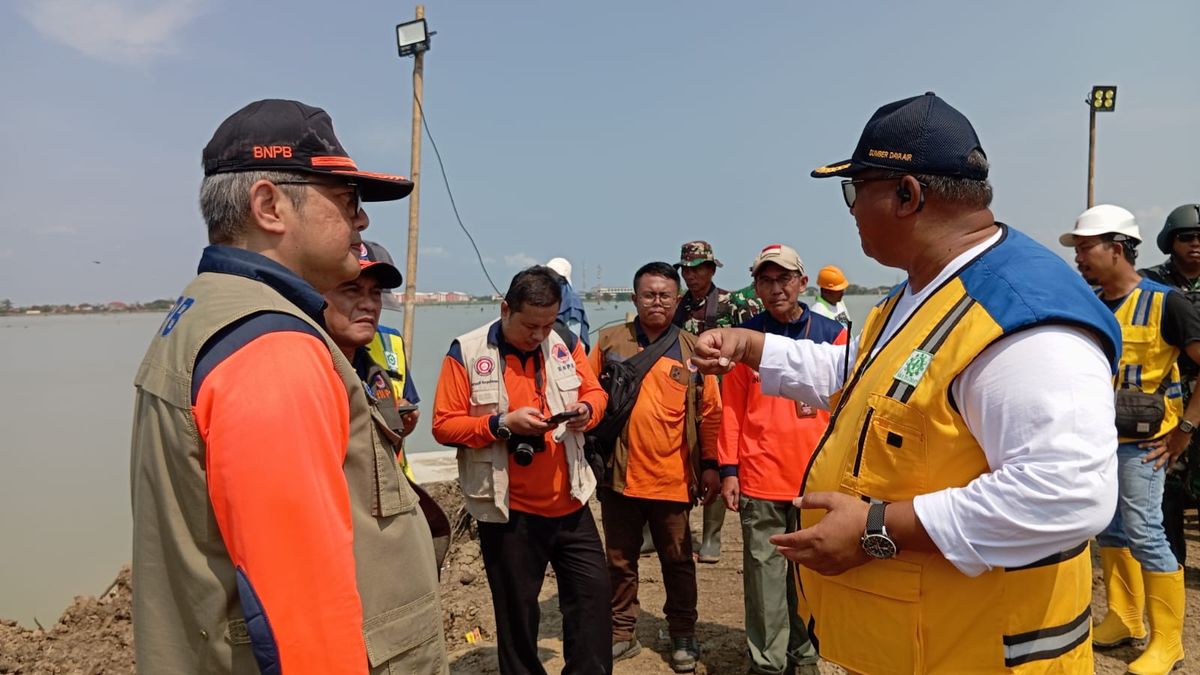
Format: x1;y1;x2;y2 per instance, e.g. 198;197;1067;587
817;265;849;291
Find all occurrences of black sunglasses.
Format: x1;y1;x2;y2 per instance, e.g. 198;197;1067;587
275;180;362;216
1175;231;1200;244
840;176;903;208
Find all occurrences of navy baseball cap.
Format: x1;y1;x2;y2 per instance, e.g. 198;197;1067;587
357;240;404;288
811;92;987;180
202;99;414;201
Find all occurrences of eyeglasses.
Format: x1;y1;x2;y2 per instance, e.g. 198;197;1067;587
754;272;799;289
1176;232;1200;244
840;176;898;208
275;180;362;216
636;291;676;305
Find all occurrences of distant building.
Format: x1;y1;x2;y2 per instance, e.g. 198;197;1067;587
593;286;633;297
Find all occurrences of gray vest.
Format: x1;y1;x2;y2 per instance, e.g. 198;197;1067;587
130;272;447;674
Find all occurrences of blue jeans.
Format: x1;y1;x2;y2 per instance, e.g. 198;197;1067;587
1096;442;1179;573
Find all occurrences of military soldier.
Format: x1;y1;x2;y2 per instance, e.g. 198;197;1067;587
672;240;762;563
1140;203;1200;567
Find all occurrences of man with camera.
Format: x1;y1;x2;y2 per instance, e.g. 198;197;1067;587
1063;205;1199;675
589;262;722;672
432;266;611;675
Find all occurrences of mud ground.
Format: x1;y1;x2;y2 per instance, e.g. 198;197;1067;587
2;482;1197;674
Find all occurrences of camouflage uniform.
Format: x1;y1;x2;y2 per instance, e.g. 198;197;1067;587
676;284;763;334
671;241;764;564
672;241;763;334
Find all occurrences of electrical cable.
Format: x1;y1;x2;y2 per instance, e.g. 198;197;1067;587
412;94;503;296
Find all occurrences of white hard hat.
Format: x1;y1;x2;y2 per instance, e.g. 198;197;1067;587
545;257;572;285
1059;204;1142;247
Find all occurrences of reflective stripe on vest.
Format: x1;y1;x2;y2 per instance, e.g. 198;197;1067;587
797;270;1098;673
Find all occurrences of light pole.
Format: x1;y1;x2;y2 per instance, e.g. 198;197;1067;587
1087;85;1116;208
396;8;433;362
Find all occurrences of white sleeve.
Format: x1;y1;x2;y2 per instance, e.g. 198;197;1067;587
912;325;1118;576
758;332;856;410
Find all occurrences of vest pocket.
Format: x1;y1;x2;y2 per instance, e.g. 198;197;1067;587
845;394;928;501
809;557;922;674
457;447;495;500
369;410;419;518
363;591;446;672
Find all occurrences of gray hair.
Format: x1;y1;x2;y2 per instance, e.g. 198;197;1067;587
914;149;993;209
199;170;310;245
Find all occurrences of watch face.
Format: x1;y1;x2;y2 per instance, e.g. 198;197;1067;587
862;533;898;559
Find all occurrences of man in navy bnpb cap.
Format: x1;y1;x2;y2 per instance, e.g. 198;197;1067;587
130;99;448;674
692;92;1123;673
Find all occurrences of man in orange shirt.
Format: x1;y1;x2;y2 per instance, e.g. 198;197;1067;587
432;266;611;675
590;262;723;673
130;99;447;674
719;245;847;675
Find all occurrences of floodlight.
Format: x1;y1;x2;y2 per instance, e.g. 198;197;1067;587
396;19;431;57
1090;85;1117;112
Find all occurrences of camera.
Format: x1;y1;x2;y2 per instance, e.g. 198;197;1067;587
507;434;545;467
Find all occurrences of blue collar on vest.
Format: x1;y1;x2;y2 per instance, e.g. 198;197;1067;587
198;245;326;323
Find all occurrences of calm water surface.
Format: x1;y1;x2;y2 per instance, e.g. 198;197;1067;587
0;296;879;625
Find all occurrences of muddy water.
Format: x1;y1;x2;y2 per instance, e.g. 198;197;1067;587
0;297;878;625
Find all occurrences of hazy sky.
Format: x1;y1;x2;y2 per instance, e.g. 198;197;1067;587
1;0;1196;304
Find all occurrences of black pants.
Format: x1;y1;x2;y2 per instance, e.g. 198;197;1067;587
1163;479;1189;566
478;506;612;675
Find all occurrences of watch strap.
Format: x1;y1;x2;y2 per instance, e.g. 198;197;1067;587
866;501;887;534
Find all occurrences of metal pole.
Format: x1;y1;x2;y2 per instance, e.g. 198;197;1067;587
401;5;425;362
1087;106;1096;208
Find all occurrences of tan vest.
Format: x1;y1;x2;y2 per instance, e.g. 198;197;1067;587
130;272;447;674
454;322;595;522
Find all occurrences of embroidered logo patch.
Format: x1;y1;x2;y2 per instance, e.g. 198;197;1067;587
551;343;571;363
474;356;495;375
385;352;399;369
159;296;195;337
371;373;392;399
894;349;933;387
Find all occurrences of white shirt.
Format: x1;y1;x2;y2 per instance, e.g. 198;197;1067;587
759;232;1118;577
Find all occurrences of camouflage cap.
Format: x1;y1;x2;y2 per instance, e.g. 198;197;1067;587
675;240;723;268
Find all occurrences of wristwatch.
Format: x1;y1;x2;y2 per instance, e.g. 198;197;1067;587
1179;419;1197;434
495;413;512;440
861;502;899;559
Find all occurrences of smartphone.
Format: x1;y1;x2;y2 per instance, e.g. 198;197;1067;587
544;409;583;424
395;404;419;414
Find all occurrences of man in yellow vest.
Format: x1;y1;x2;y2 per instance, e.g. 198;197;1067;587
1061;204;1197;675
691;92;1123;674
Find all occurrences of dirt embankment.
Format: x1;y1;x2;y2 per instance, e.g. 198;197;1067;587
2;484;1198;674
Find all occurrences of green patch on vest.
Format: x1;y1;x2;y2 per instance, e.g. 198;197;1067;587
895;349;933;387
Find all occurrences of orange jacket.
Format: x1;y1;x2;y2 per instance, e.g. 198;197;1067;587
719;307;847;501
590;321;722;503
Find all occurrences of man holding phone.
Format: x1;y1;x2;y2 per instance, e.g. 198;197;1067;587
432;266;611;675
589;262;723;673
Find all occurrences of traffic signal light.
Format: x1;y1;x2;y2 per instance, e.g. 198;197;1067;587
1090;86;1117;112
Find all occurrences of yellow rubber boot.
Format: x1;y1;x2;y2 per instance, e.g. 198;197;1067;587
1128;567;1185;675
1092;547;1147;647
